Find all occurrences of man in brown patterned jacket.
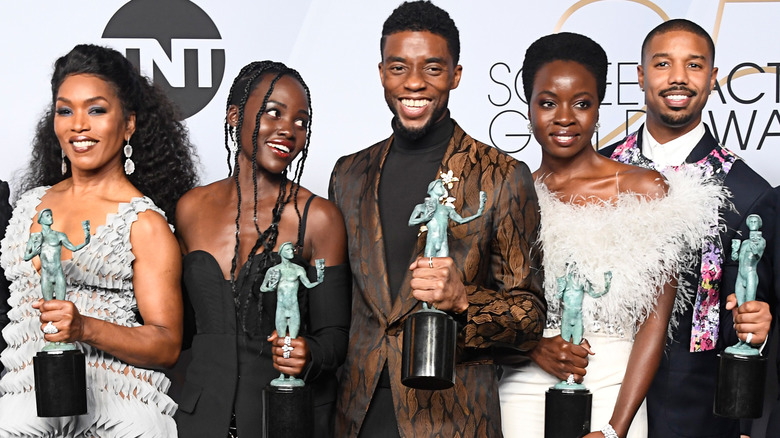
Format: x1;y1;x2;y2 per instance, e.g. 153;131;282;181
328;2;546;437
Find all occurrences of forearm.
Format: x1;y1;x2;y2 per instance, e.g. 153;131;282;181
463;162;545;351
302;263;351;379
463;285;545;351
80;316;181;368
608;282;675;437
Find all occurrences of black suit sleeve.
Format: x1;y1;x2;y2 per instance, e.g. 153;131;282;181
0;181;13;371
718;162;775;348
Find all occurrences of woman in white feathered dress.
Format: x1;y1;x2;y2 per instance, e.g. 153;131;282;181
498;33;723;438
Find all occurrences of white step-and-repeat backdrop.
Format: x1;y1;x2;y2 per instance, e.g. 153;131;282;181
1;0;779;196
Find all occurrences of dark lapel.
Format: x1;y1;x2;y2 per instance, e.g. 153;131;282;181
356;136;395;320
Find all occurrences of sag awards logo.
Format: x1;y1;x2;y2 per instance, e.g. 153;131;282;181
486;0;780;155
101;0;225;119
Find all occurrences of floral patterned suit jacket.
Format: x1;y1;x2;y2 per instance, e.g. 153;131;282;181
328;123;545;437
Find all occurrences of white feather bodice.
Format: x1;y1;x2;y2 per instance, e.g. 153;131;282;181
537;169;725;338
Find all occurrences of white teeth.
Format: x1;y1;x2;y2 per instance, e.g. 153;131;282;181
554;136;574;142
666;95;688;101
269;143;290;153
72;140;97;148
401;99;429;108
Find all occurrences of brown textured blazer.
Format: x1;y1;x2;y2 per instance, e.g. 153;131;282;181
329;122;545;437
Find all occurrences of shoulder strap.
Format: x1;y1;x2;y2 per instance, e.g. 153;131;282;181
296;195;317;250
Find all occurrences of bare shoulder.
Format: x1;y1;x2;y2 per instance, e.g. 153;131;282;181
132;207;175;239
304;192;346;231
616;163;668;200
176;179;232;226
300;190;347;265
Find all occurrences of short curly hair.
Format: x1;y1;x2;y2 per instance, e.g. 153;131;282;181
522;32;608;104
641;19;715;66
19;44;199;222
381;1;460;65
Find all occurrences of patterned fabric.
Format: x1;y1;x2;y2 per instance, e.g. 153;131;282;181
610;131;738;351
329;122;545;437
0;187;177;437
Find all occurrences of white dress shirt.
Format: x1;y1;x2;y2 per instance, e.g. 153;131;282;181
642;121;706;167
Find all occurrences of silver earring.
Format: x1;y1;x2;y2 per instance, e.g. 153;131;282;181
595;122;601;132
527;122;533;133
61;150;67;175
123;140;135;175
229;130;238;153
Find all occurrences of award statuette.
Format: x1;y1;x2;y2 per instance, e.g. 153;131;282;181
403;173;486;390
545;264;611;438
714;214;767;419
24;209;90;417
259;242;325;438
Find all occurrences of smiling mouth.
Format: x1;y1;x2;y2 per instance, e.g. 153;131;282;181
268;143;290;154
72;140;97;151
401;98;430;108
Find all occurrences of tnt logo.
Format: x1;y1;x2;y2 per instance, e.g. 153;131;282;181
102;0;225;119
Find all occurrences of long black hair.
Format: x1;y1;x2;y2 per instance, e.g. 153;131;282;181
19;44;199;222
224;61;313;336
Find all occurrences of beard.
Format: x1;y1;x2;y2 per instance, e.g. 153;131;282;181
386;96;449;141
659;110;695;127
393;117;436;141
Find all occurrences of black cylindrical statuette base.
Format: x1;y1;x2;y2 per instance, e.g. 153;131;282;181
401;309;457;390
545;387;592;438
263;385;312;438
33;349;87;417
714;352;767;419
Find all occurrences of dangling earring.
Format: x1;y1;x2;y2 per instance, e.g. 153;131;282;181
595;122;601;133
229;129;238;153
123;139;135;175
61;150;67;176
527;122;533;133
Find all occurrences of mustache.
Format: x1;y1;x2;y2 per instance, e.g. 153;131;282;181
659;86;697;97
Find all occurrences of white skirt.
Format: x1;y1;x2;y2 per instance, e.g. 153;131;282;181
499;330;647;438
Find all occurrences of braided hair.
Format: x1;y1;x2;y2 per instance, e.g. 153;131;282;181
19;44;199;222
223;61;313;336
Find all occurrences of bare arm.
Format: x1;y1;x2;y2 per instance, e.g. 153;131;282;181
37;210;183;368
270;197;350;378
600;280;676;438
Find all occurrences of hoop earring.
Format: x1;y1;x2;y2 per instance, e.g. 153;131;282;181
61;150;67;176
123;139;135;175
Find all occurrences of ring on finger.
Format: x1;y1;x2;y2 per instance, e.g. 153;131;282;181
282;344;294;359
428;257;434;269
746;332;754;344
566;374;575;385
43;321;59;334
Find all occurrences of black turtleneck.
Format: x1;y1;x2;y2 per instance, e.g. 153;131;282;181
378;114;454;301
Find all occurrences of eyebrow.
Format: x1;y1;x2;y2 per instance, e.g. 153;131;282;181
56;96;110;104
536;90;595;99
384;56;446;64
267;99;309;116
651;52;708;62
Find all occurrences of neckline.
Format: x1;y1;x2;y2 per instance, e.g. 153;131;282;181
25;186;150;267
